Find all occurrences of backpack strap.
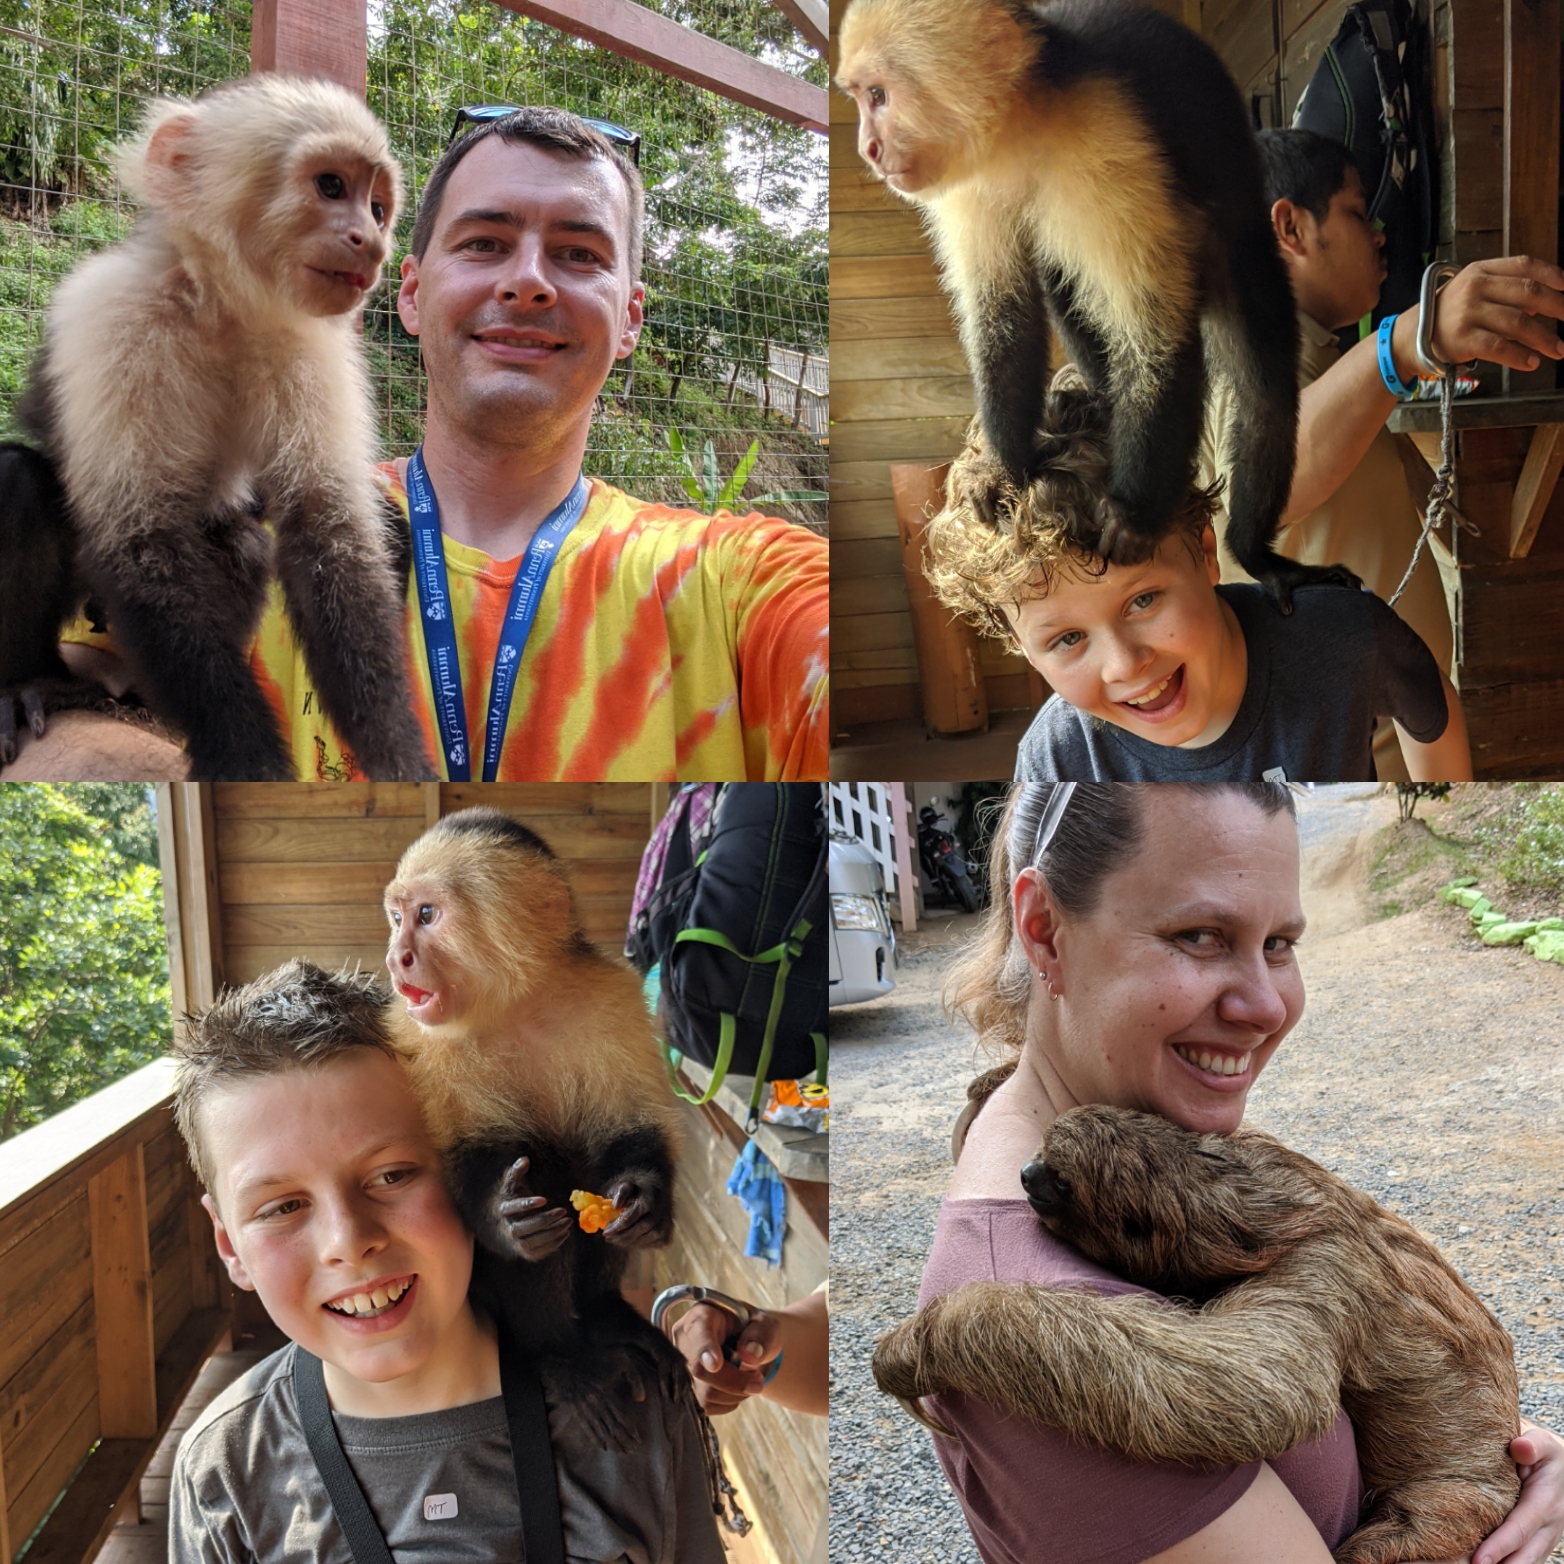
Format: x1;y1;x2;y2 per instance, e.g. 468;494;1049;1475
294;1349;396;1564
293;1335;566;1564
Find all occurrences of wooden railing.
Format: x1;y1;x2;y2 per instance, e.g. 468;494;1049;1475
0;1060;231;1564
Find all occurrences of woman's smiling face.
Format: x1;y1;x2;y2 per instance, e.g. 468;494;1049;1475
1019;787;1306;1135
1001;526;1247;749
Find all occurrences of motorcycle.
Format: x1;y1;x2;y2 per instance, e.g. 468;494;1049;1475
917;804;981;914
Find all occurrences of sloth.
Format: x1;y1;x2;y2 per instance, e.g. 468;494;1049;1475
837;0;1361;607
874;1104;1520;1564
383;807;688;1451
4;74;432;780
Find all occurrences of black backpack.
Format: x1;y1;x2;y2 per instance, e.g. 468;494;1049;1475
627;783;827;1132
1292;0;1436;328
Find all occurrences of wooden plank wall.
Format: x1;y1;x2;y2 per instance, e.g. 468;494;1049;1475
827;0;1034;730
214;784;654;985
0;1066;229;1564
652;1097;827;1564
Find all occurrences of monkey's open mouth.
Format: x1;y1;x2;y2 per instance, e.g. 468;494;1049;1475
397;980;433;1006
1117;665;1184;715
308;266;373;291
323;1274;416;1322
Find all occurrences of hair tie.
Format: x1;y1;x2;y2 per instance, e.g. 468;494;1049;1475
1030;782;1076;865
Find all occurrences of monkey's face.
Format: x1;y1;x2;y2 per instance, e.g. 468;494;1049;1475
1022;1106;1314;1295
836;58;950;197
384;881;467;1030
271;151;400;317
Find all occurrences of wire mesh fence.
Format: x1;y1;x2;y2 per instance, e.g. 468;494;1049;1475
0;0;827;527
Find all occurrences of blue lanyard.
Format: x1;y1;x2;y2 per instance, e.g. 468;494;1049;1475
407;448;589;781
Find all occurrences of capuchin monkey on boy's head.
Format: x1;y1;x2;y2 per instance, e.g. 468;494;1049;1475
1;73;433;780
836;0;1360;609
384;807;689;1451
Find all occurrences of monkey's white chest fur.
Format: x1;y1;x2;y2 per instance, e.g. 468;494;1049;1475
925;81;1202;401
43;226;378;541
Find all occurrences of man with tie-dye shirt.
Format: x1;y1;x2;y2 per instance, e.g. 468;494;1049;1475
37;107;826;783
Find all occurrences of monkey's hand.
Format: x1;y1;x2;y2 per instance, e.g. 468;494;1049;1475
490;1156;573;1262
542;1343;667;1453
0;674;104;767
946;427;1015;531
601;1171;673;1249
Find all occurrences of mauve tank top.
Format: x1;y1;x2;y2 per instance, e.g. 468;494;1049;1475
916;1197;1364;1564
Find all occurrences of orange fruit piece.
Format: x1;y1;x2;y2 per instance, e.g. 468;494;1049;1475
569;1188;624;1234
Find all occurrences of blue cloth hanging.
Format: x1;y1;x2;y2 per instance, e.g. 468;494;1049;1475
726;1140;786;1267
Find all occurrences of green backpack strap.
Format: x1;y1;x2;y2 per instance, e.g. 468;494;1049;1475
659;918;813;1133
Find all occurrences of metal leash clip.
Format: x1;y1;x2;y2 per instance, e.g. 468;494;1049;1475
651;1283;753;1338
1415;261;1462;377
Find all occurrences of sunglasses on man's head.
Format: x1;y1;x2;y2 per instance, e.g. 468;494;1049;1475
449;105;642;166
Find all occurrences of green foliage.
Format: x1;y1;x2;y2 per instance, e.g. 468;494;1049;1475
666;429;825;514
0;784;170;1139
1395;781;1451;822
1496;786;1564;897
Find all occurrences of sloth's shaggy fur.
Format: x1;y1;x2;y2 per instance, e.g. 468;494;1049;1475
874;1104;1520;1564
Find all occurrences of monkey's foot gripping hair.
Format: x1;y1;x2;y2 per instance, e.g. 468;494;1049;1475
693;1396;752;1536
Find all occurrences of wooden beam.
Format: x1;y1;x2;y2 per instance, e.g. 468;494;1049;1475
498;0;829;133
771;0;827;52
251;0;367;96
0;1418;11;1563
1508;421;1564;554
170;785;224;1010
89;1147;157;1439
423;781;443;831
1502;0;1560;393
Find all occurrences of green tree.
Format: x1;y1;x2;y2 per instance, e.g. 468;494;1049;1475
0;784;171;1139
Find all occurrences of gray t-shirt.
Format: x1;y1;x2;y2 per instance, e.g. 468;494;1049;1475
168;1343;727;1564
1015;583;1447;782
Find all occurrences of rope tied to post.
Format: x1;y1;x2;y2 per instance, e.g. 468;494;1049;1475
1388;262;1462;608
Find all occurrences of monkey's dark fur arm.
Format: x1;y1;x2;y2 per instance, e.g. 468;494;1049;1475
450;1127;689;1452
0;442;109;765
872;1280;1345;1463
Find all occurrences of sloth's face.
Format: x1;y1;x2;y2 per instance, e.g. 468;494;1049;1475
1022;1105;1298;1296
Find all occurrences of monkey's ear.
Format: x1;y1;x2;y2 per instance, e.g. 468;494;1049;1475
138;111;204;215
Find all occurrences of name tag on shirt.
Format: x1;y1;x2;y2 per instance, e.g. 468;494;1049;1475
423;1493;459;1521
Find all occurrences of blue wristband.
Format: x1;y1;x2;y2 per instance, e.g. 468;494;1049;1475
1378;313;1410;397
762;1350;785;1386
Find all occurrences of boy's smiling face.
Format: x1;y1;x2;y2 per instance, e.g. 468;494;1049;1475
199;1049;478;1403
1002;526;1249;748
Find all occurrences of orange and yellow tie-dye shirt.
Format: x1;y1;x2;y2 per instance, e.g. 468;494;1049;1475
243;465;828;782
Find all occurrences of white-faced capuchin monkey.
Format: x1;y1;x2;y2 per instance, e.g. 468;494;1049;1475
837;0;1360;607
3;73;433;780
384;807;688;1451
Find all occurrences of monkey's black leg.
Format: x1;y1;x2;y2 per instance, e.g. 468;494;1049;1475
969;258;1054;508
270;488;434;781
1222;221;1359;609
0;443;99;764
1044;268;1114;397
84;508;291;780
1095;326;1209;563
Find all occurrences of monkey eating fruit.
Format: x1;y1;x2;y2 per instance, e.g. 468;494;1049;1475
6;74;432;780
874;1105;1520;1564
836;0;1363;608
384;807;688;1451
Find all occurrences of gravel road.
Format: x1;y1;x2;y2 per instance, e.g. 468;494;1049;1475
829;787;1564;1563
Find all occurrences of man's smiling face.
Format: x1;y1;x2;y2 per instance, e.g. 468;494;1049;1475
397;136;644;448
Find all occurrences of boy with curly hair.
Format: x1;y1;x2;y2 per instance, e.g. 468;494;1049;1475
925;374;1470;782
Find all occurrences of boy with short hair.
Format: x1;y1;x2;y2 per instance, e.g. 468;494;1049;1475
925;379;1471;782
168;959;723;1563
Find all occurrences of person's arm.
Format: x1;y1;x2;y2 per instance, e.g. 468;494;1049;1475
724;518;828;780
1147;1463;1336;1564
1284;257;1564;527
670;1291;828;1416
1397;674;1472;781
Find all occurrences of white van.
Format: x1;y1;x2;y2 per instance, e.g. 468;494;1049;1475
829;831;897;1007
